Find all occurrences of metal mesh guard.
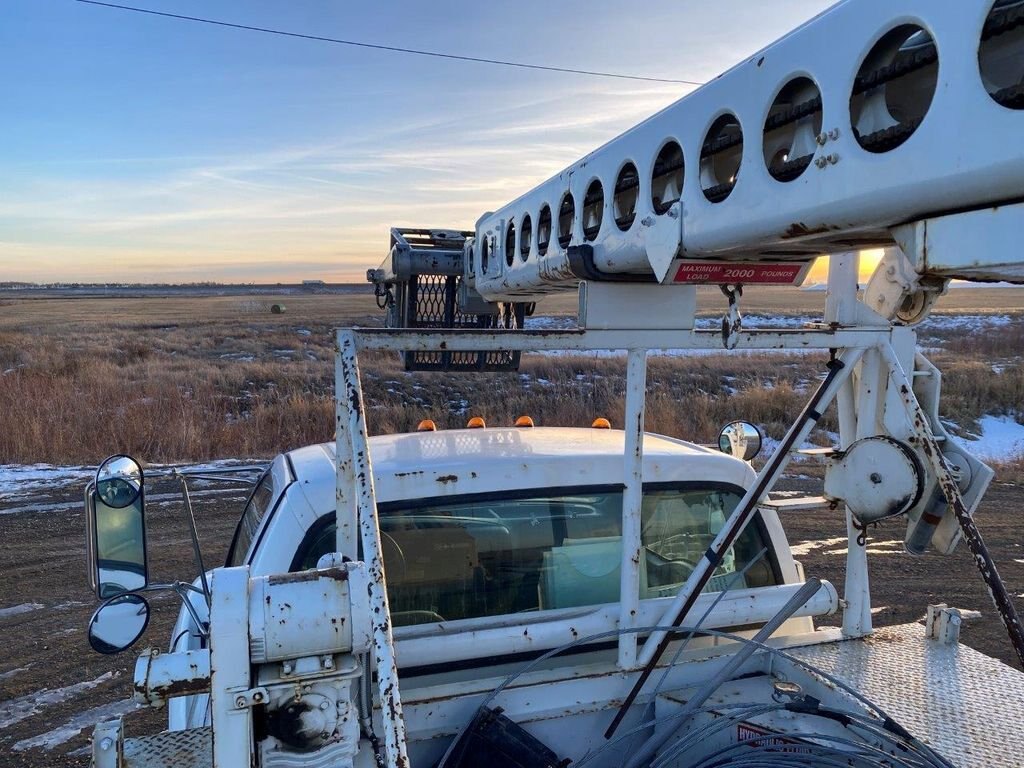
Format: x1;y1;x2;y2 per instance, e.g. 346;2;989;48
402;274;524;372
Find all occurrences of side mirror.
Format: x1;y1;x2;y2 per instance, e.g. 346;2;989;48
86;455;148;599
88;594;150;654
717;421;763;461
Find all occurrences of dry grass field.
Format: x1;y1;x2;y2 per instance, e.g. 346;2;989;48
2;285;1023;469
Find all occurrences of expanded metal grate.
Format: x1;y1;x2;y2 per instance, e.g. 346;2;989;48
400;274;524;372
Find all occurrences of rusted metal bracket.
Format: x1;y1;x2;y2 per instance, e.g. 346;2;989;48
232;686;269;710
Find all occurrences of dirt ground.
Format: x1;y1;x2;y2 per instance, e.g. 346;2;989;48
1;473;1023;766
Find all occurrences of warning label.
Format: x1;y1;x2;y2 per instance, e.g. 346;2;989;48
736;722;804;752
672;261;807;285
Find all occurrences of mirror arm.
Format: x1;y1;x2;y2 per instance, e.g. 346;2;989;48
174;474;212;609
84;482;99;596
179;474;258;486
172;583;210;639
99;582;210;640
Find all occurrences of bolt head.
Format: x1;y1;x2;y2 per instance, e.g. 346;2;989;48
816;132;828;145
235;696;247;708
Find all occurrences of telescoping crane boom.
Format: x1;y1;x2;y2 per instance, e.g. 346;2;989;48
88;2;1024;767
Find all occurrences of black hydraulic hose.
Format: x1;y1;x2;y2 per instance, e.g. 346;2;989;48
605;356;846;739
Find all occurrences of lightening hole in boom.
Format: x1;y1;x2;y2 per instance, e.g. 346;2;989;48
505;220;516;267
651;140;683;214
763;76;822;182
850;24;938;153
582;180;604;241
700;113;743;203
520;214;532;261
558;193;575;249
537;205;552;256
613;162;639;231
980;0;1024;109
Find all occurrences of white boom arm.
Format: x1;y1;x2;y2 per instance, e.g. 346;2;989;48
468;0;1024;301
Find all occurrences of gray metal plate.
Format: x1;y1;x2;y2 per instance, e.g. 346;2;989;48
786;624;1024;767
123;727;211;768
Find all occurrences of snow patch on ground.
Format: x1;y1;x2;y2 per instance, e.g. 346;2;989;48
13;698;137;752
0;672;117;730
0;602;45;619
0;459;263;511
0;464;93;501
955;415;1024;462
0;664;33;682
919;314;1012;332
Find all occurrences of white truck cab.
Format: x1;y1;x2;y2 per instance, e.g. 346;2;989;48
167;426;811;734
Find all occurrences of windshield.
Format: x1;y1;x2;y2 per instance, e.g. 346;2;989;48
226;473;274;567
294;483;777;627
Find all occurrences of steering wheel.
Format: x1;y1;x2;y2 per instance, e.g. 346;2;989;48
644;547;699;586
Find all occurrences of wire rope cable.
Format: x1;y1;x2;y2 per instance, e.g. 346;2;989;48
438;623;954;768
73;1;704;85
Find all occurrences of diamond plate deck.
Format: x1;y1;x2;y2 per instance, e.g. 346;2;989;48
784;623;1024;767
123;726;211;768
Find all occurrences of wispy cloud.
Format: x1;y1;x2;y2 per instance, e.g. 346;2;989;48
1;81;683;282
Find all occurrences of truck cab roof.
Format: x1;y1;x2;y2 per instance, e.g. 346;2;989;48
288;426;756;514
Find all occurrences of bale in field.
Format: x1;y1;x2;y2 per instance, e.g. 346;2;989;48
271;304;286;314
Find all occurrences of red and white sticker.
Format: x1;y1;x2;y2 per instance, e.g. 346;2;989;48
671;260;811;285
736;722;803;752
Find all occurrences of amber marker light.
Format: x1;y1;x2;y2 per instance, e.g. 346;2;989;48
514;416;535;428
591;418;612;429
416;419;437;432
466;417;487;429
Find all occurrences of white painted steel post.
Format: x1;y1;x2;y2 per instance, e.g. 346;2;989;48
337;331;409;768
825;252;874;638
636;345;865;667
618;348;647;669
334;352;358;559
209;566;253;768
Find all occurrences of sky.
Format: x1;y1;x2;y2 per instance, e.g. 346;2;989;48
1;0;838;284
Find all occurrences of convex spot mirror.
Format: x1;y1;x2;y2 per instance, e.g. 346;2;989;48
718;421;763;461
88;594;150;654
88;455;148;599
96;455;142;508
